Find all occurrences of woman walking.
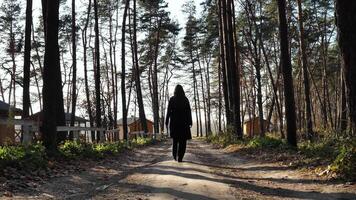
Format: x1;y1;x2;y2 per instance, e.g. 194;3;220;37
165;85;192;162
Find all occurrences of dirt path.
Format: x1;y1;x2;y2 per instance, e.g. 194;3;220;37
7;139;356;200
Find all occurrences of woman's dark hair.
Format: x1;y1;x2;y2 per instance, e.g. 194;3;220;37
174;84;185;98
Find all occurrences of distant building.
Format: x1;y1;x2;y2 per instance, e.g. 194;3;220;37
117;117;154;140
0;101;22;144
29;111;88;127
243;117;269;137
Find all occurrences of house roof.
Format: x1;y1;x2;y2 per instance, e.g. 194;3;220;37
30;111;88;123
117;117;153;125
0;101;22;116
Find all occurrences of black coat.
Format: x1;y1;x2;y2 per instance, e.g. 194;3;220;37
165;96;192;140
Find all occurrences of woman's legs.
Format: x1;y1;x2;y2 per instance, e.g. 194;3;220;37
177;139;187;162
172;138;178;160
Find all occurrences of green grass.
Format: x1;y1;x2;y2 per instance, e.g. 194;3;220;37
0;137;158;172
206;132;356;180
0;143;47;169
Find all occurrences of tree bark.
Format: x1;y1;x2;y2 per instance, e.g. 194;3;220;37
133;0;148;133
335;1;356;135
94;0;102;141
41;0;66;151
82;0;94;141
277;0;297;146
69;0;77;139
22;0;32;120
297;0;313;140
121;0;130;140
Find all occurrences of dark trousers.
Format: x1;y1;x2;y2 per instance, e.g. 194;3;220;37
172;138;187;161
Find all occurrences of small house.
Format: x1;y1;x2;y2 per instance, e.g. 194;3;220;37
29;111;88;127
0;101;22;144
243;117;269;137
29;111;90;141
117;117;154;140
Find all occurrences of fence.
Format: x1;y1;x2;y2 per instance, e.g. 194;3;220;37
0;119;163;145
0;119;118;144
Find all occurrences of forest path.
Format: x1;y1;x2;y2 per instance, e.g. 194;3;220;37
11;139;356;200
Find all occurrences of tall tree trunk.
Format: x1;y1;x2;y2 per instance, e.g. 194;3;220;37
82;0;94;141
69;0;77;139
225;0;242;138
217;0;231;128
108;9;116;130
335;1;356;135
192;56;200;137
297;0;313;140
94;0;102;141
152;19;162;136
339;67;347;133
41;0;66;151
41;0;47;39
121;0;130;140
277;0;297;146
133;0;148;133
218;57;222;133
23;0;32;120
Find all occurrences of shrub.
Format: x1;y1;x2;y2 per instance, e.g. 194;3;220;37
59;141;125;159
0;143;46;169
247;136;286;149
331;139;356;180
59;137;154;159
0;137;159;171
299;139;338;159
206;131;241;147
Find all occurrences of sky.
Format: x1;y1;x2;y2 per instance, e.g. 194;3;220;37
0;0;208;133
27;0;204;28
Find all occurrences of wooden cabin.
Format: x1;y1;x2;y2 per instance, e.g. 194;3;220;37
243;117;269;137
117;117;154;140
29;111;88;127
0;101;22;145
29;112;89;141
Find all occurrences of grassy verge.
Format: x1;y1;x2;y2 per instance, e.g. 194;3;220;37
206;132;356;181
0;137;158;172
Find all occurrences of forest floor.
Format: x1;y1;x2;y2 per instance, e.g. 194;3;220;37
1;139;356;200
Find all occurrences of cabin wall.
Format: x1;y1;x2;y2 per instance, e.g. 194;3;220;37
243;119;268;137
0;124;15;145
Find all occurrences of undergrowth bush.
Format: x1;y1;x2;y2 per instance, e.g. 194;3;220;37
0;143;46;169
247;136;287;149
131;137;154;147
206;132;356;180
59;137;154;159
331;139;356;180
299;138;339;159
0;137;158;171
206;131;241;147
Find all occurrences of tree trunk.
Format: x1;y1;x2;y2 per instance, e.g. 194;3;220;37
217;0;231;128
225;0;242;138
22;0;32;120
297;0;313;140
339;67;347;133
82;0;94;141
277;0;297;146
133;0;148;133
121;0;130;140
335;1;356;135
69;0;77;139
218;57;222;133
41;0;66;152
152;19;162;136
94;0;102;141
